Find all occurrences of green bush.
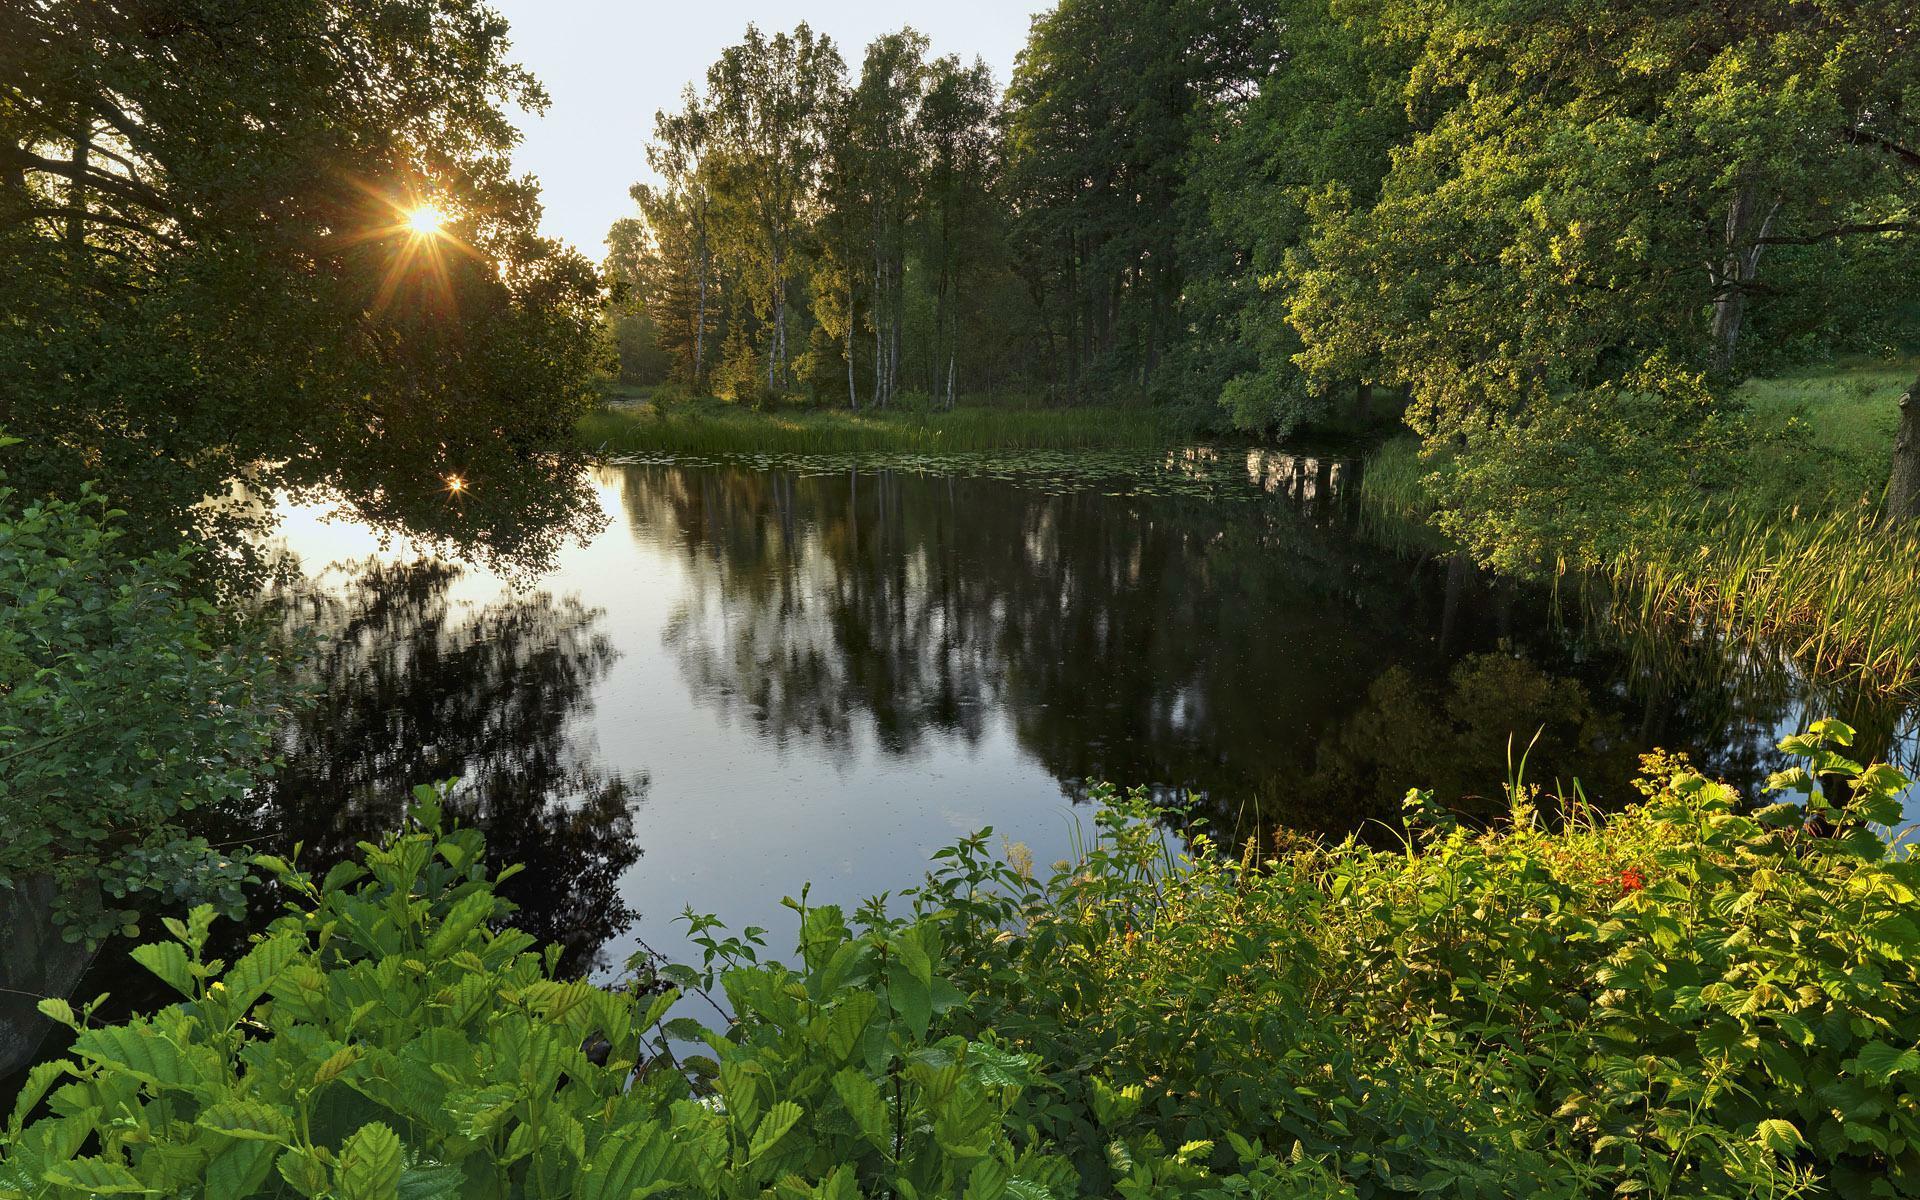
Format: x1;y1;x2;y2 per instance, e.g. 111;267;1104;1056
0;453;289;944
3;725;1914;1198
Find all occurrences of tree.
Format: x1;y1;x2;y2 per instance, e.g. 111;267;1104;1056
1285;0;1920;547
0;456;286;946
848;31;929;409
1182;0;1409;436
0;0;607;583
917;55;1000;408
702;24;843;395
1002;0;1276;402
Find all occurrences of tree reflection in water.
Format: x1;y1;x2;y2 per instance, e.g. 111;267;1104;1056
260;558;645;977
610;457;1878;843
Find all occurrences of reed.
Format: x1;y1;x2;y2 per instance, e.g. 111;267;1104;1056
1356;427;1920;696
1598;501;1920;695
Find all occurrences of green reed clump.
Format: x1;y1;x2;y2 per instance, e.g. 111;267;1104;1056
579;399;1179;456
7;723;1914;1200
1354;434;1431;522
1599;500;1920;694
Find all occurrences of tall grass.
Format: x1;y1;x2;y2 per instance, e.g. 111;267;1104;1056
1599;502;1920;694
1355;435;1431;521
578;397;1180;455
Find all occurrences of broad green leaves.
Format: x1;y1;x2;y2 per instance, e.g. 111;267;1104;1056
4;726;1916;1199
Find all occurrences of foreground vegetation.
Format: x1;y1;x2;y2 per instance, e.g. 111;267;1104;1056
5;723;1914;1199
579;389;1182;455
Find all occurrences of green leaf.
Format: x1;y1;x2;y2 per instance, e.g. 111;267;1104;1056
129;942;195;998
574;1123;674;1200
213;932;303;1021
196;1100;293;1142
424;890;497;958
207;1140;277;1200
397;1164;467;1200
890;968;933;1040
1853;1040;1920;1082
749;1101;803;1161
42;1157;157;1194
71;1023;194;1089
893;928;934;986
964;1158;1012;1200
337;1121;405;1200
7;1060;72;1134
833;1068;890;1151
277;1148;332;1199
1754;1119;1804;1155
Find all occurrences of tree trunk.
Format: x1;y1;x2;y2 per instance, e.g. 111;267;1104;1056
694;242;709;391
846;279;858;411
1887;377;1920;526
873;252;885;409
1709;186;1779;373
66;101;90;252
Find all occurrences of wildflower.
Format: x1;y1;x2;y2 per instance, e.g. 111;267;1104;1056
1618;868;1646;893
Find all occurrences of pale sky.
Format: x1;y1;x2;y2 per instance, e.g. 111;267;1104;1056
489;1;1046;257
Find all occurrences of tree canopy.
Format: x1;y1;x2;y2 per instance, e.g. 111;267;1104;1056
615;3;1919;555
1;0;608;583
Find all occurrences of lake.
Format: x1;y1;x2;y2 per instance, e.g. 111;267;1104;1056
240;450;1918;980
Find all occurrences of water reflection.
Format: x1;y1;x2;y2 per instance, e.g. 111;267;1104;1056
258;558;647;975
612;458;1861;839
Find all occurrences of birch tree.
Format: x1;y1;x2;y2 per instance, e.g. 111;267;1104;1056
703;23;842;394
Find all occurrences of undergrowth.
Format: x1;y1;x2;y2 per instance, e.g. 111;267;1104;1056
4;723;1917;1198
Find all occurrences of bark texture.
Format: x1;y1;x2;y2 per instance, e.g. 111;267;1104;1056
1886;376;1920;526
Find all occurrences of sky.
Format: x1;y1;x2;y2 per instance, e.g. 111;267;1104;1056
489;0;1047;257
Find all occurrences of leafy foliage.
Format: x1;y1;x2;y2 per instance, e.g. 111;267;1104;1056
4;724;1916;1198
0;458;286;944
2;0;608;584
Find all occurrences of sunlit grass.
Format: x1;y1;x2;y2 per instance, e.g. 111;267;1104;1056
1602;502;1920;694
578;389;1180;455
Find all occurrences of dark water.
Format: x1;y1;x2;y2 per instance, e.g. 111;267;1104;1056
9;451;1918;1082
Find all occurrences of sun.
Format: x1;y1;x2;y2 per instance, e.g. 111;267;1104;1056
406;205;446;236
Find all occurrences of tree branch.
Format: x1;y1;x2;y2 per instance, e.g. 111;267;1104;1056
1756;221;1915;246
23;204;182;249
3;144;172;215
1841;126;1920;172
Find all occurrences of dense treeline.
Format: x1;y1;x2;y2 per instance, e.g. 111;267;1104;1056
613;1;1920;529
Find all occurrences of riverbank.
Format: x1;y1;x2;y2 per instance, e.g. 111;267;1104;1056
1361;358;1920;693
579;386;1184;455
8;724;1912;1198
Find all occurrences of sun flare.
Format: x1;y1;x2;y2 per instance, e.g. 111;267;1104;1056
406;205;446;236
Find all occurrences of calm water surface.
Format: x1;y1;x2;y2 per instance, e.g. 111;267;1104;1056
249;453;1919;978
10;450;1920;1091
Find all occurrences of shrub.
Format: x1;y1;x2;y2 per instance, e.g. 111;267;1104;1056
2;725;1913;1199
0;453;289;945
